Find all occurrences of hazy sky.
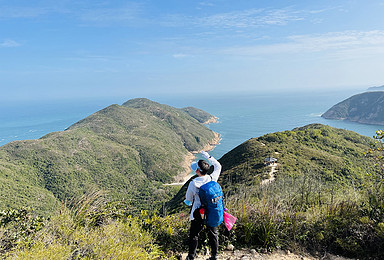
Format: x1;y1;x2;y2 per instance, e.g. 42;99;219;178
1;0;384;100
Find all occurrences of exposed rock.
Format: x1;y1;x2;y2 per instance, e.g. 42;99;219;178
227;244;235;251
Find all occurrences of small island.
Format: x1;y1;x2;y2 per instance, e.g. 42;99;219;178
321;91;384;125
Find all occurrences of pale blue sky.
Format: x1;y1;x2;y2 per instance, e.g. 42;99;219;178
1;0;384;100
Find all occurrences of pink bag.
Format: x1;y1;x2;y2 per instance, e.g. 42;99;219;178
224;211;237;231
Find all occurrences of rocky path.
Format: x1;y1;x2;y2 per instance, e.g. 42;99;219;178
261;163;278;186
179;249;351;260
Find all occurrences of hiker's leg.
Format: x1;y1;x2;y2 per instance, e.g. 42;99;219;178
207;226;218;259
188;219;204;259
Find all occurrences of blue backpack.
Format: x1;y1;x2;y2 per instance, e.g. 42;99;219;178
199;180;224;227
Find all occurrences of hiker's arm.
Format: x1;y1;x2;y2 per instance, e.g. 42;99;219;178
209;156;221;182
184;182;195;206
201;151;222;182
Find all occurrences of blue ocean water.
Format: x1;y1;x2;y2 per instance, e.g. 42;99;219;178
0;89;381;159
0;98;125;146
158;89;382;158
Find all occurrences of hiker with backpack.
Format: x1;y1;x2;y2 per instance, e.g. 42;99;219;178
184;151;223;260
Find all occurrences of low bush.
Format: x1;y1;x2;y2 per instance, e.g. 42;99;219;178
1;192;173;260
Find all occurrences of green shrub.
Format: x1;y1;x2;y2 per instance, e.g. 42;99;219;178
140;211;190;253
0;208;45;255
3;192;173;260
8;217;167;260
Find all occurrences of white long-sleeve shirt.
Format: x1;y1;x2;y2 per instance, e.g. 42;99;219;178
185;156;222;220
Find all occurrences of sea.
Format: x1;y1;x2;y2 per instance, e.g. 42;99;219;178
0;88;382;160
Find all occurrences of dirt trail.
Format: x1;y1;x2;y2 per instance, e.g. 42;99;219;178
260;163;278;186
179;249;351;260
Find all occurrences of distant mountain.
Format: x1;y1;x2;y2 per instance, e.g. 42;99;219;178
0;98;218;215
164;123;376;214
321;92;384;125
367;85;384;91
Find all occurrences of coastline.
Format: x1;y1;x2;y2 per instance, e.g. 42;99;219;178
203;116;219;125
168;131;221;186
165;115;221;186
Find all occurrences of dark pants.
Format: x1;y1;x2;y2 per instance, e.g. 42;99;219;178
187;209;218;259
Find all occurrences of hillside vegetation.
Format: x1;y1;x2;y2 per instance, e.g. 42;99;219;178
165;124;384;259
167;124;376;213
0;98;217;215
218;124;384;258
3;102;384;259
322;91;384;125
219;123;374;190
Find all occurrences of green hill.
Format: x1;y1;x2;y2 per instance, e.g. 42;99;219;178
2;116;384;259
0;98;218;215
322;91;384;125
220;123;373;187
164;124;384;258
166;123;377;213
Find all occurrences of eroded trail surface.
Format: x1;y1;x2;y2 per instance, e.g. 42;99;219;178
180;249;352;260
261;163;277;186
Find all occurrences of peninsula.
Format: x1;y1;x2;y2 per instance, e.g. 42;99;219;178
367;85;384;91
0;98;219;215
321;91;384;125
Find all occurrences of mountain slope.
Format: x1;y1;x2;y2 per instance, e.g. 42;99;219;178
164;124;383;259
165;124;376;213
0;98;218;215
219;124;374;189
322;92;384;125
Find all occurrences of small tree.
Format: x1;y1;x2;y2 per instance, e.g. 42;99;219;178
365;130;384;222
370;130;384;171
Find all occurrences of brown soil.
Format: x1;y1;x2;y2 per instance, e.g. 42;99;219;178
179;249;352;260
